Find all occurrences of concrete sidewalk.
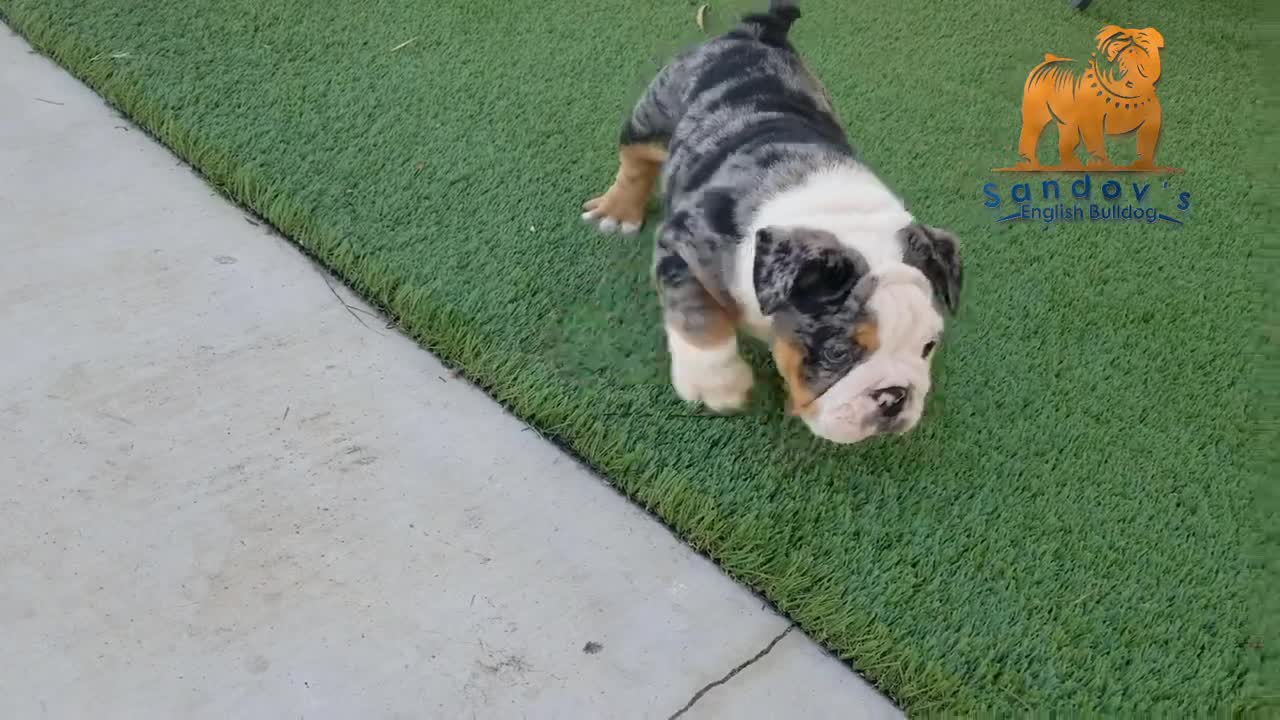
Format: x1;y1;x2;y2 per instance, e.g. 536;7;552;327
0;27;899;720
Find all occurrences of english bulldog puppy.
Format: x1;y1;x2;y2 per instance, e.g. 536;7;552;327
582;0;962;444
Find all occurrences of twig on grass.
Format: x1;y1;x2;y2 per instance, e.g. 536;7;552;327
389;36;419;52
346;305;382;320
320;273;378;332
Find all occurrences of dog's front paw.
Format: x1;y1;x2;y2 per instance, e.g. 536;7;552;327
671;351;754;414
581;190;645;236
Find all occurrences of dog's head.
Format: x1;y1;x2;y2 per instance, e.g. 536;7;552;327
1096;25;1165;90
753;223;961;444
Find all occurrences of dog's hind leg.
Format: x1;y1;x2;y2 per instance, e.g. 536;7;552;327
582;63;688;236
652;239;753;413
1015;99;1052;168
582;142;667;236
618;59;688;148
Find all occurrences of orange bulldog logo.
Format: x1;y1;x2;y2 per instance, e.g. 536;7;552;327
996;25;1175;172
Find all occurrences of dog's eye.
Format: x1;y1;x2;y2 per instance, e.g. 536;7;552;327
922;341;937;358
822;344;851;365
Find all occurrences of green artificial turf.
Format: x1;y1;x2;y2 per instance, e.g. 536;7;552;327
2;0;1271;712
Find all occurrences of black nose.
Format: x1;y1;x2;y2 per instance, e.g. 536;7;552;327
874;386;908;418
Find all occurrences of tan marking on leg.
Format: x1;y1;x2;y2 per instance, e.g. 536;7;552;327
658;265;741;349
772;338;817;417
582;143;668;228
666;316;754;413
852;321;880;353
671;302;736;350
627;143;669;164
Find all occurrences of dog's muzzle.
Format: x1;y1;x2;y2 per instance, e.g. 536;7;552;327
797;364;929;445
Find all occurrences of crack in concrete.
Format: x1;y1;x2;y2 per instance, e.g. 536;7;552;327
667;624;795;719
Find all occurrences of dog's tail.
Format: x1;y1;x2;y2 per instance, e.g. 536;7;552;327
738;0;802;47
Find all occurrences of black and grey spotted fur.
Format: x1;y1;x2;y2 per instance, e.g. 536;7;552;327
614;0;961;401
627;1;849;285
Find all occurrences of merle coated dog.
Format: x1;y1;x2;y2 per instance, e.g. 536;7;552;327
581;0;962;444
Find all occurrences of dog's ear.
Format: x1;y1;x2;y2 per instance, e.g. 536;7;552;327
753;226;865;316
1096;25;1132;61
1139;27;1164;49
898;223;962;315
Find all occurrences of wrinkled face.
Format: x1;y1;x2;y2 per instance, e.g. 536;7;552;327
753;224;961;445
776;272;943;443
1099;26;1165;87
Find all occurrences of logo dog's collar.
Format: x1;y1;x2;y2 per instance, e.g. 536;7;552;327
1091;60;1143;100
